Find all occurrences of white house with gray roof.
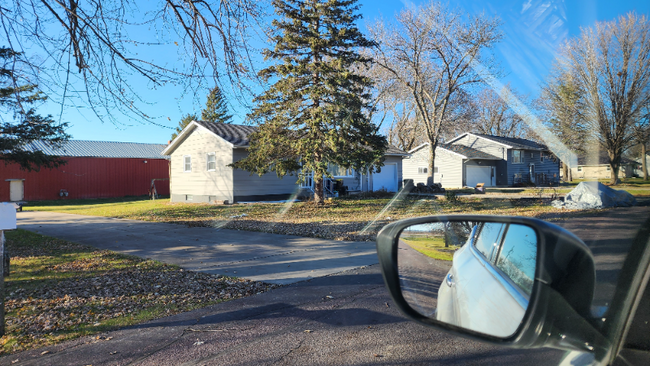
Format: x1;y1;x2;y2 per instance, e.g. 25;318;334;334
162;120;407;203
404;133;560;188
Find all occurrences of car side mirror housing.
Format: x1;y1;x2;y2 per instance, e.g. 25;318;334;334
376;215;609;357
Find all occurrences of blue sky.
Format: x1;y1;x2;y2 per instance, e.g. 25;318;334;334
33;0;650;144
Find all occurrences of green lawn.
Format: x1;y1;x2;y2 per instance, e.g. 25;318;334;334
400;236;457;261
1;229;277;355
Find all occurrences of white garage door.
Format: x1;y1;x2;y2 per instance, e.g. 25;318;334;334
373;164;397;192
466;166;493;187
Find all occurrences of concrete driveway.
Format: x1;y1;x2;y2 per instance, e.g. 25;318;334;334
17;211;378;285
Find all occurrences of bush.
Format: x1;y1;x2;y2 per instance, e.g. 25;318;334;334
444;190;458;202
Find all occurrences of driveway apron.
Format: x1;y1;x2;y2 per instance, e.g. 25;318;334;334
17;211;378;285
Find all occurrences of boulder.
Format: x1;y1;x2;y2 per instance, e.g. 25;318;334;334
551;181;636;209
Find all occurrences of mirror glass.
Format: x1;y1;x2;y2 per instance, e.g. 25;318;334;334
397;219;538;338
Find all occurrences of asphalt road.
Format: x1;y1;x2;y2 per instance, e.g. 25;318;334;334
16;211;378;285
4;206;649;365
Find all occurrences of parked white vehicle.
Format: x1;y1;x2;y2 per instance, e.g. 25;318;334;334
436;222;537;337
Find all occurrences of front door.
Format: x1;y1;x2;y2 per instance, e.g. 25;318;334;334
9;180;24;201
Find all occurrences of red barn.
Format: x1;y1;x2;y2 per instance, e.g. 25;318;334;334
1;140;170;202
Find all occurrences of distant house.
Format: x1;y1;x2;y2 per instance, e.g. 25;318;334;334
403;133;560;188
1;140;169;202
570;152;637;179
162;120;407;203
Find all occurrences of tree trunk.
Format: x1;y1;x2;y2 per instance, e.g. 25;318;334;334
610;163;620;185
313;175;324;204
643;143;648;181
428;145;436;185
562;162;569;182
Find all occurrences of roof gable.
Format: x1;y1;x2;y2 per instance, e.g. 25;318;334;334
23;140;168;159
447;132;547;151
407;142;500;160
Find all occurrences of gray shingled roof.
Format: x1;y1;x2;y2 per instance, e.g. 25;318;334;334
474;134;548;151
386;145;407;156
440;143;501;160
194;120;256;147
194;120;406;155
23;140;168;159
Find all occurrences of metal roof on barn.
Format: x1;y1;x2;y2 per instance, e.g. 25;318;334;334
23;140;169;159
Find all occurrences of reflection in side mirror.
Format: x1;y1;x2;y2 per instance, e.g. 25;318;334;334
398;220;538;338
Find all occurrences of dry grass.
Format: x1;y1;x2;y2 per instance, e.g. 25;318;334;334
1;230;279;355
26;196;600;241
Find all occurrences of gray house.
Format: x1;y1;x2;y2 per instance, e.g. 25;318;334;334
403;133;560;188
162;120;407;203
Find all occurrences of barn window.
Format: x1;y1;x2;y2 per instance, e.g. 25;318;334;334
183;155;192;172
418;167;428;174
512;150;523;164
207;153;216;171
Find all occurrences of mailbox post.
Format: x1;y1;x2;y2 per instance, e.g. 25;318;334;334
0;203;17;336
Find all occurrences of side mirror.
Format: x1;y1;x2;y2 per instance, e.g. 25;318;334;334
376;215;609;357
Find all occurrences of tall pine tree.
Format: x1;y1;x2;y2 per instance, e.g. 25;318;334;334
232;0;387;204
201;86;233;124
171;86;232;140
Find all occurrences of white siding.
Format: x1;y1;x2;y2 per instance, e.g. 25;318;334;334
402;145;463;188
436;148;464;188
232;149;300;198
170;126;234;202
403;146;431;185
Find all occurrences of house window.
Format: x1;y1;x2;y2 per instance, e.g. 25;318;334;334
540;153;544;162
418;167;428;174
512;150;524;164
606;166;611;171
327;163;355;177
530;152;534;159
183;155;192;172
186;195;193;201
577;166;583;172
434;167;439;173
207;153;216;171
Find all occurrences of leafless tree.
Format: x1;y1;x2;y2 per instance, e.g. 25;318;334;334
555;12;650;184
471;86;532;139
631;106;650;180
368;1;502;182
0;0;264;125
538;70;588;182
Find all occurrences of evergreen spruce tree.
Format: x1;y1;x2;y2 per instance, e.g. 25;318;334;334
232;0;387;204
201;86;233;124
171;113;199;140
171;86;232;140
1;47;69;171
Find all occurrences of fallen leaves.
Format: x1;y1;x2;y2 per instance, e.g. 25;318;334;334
2;232;280;355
